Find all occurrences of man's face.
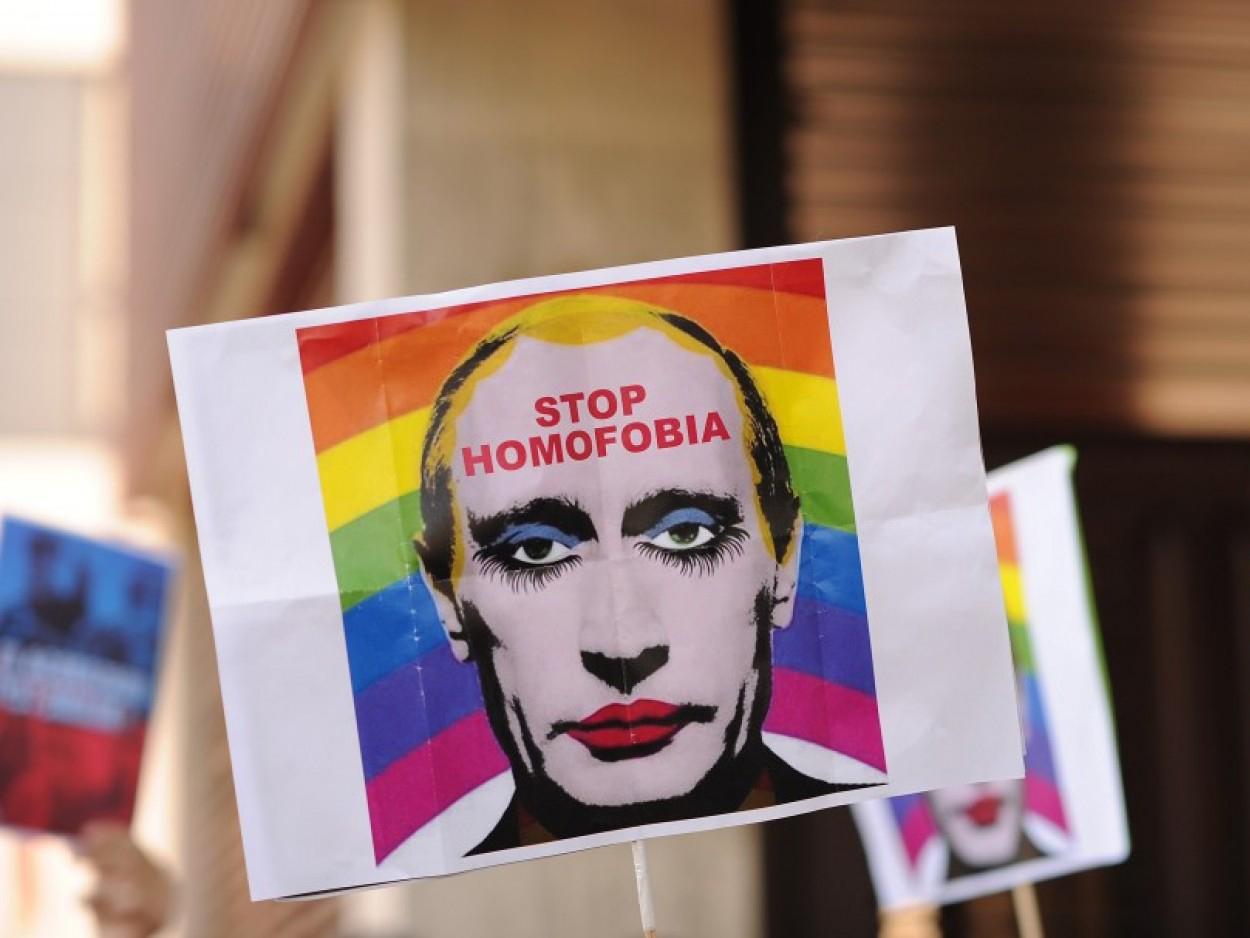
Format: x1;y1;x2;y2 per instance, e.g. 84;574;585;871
430;328;794;809
927;779;1026;869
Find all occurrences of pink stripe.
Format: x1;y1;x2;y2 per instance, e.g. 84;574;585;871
764;668;887;772
1026;773;1069;832
899;801;938;866
365;711;509;861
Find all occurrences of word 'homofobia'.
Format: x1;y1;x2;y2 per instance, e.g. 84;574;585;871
460;384;731;477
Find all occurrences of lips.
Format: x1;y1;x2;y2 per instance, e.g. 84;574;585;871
965;795;1003;827
562;700;694;756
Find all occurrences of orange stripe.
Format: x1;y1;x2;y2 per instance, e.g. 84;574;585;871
302;283;835;453
989;492;1018;566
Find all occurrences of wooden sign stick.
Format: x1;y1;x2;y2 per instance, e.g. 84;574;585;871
631;840;657;938
878;903;942;937
1011;884;1044;938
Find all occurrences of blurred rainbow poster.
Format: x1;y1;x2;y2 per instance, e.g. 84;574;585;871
852;447;1130;908
0;518;172;835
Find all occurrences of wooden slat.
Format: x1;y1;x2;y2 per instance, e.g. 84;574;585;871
781;0;1250;435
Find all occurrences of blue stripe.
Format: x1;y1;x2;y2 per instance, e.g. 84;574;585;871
797;523;866;615
354;642;486;780
774;596;875;695
343;575;447;693
1022;674;1059;782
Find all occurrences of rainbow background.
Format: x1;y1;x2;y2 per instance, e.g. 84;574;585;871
888;491;1070;868
296;260;885;862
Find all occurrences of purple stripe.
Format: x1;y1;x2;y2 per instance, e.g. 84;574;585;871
355;643;485;780
1022;675;1060;783
773;596;874;695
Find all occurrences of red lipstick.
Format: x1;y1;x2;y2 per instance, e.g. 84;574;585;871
966;795;1003;827
563;700;694;756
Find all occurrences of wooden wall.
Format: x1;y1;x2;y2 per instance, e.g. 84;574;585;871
772;0;1250;440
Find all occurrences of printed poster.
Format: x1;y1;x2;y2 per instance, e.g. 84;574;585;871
852;447;1130;907
169;228;1024;899
0;518;172;835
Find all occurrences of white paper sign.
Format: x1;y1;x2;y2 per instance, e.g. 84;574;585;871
853;446;1130;908
169;227;1022;900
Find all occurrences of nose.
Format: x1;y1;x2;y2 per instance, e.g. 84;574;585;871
581;646;669;695
579;546;669;694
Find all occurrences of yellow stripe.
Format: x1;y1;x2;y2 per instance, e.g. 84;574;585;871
753;367;845;457
316;367;844;532
318;408;431;531
1000;563;1026;623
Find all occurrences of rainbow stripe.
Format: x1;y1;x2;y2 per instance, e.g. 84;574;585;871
888;492;1069;868
296;260;885;861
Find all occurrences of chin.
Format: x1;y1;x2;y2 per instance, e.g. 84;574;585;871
949;825;1023;868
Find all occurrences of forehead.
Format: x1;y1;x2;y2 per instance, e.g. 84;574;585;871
450;328;753;519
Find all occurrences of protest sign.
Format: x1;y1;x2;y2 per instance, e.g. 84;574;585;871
169;227;1023;899
0;518;171;835
853;446;1130;909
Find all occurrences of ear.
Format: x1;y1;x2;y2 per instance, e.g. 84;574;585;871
413;536;472;663
770;516;803;630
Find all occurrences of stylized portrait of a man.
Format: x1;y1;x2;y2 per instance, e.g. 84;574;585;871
413;295;866;851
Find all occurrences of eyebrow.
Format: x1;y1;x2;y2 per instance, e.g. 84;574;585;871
620;489;743;538
467;497;598;548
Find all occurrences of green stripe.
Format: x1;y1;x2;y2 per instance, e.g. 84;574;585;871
1007;618;1035;672
328;445;856;610
786;446;855;533
331;490;423;610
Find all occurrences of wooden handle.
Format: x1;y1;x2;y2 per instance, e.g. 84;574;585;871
879;903;942;938
1011;884;1044;938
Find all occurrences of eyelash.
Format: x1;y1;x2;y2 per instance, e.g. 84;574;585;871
472;513;746;588
637;525;748;576
474;548;582;592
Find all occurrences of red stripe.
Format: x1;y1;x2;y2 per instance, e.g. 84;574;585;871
365;710;509;862
299;259;826;374
643;259;825;298
900;800;938;866
764;668;887;772
1025;773;1069;832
